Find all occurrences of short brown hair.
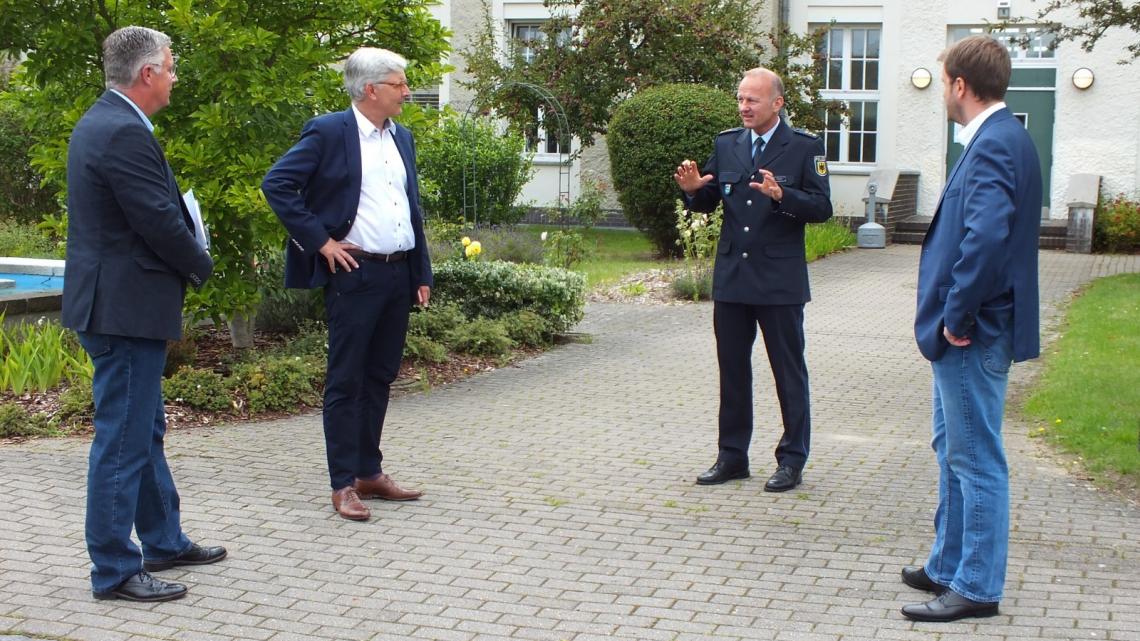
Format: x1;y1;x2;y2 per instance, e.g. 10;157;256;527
939;35;1011;102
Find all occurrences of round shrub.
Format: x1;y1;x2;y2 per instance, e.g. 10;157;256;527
408;302;466;341
418;115;533;226
230;355;323;414
164;366;232;412
608;83;739;256
403;334;449;363
0;402;55;438
1094;193;1140;253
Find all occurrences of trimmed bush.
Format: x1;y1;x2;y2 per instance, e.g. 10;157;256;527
403;333;449;363
432;260;586;333
164;366;232;412
57;380;94;423
418;115;533;226
270;320;329;360
446;318;514;357
608;84;739;256
1094;193;1140;253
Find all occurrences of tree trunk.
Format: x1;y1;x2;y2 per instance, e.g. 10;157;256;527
228;311;255;349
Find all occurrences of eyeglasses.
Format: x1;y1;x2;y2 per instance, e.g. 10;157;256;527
372;80;409;90
148;61;177;79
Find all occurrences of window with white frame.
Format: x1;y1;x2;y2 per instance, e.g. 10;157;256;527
509;21;572;156
814;24;881;164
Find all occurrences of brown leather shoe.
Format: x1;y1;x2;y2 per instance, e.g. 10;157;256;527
354;473;423;501
331;487;370;520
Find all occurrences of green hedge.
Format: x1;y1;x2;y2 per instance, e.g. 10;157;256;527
431;260;586;333
608;83;739;256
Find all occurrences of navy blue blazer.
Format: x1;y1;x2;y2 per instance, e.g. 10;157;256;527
916;108;1041;363
261;108;432;295
688;120;833;305
62;91;213;342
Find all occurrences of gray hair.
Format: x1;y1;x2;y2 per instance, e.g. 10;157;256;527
743;67;785;100
103;26;171;90
343;47;408;101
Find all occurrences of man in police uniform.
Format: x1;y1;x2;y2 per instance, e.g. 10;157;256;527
673;67;833;492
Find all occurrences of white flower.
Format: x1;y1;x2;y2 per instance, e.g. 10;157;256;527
540;231;548;241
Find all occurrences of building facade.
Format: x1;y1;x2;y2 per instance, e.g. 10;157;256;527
430;0;1140;222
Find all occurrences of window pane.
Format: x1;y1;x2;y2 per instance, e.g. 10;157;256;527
865;60;879;91
853;29;865;57
863;133;877;163
851;101;863;127
852;61;865;90
866;29;881;58
863;101;878;133
847;132;862;163
830;29;843;58
828;60;842;89
826;132;840;161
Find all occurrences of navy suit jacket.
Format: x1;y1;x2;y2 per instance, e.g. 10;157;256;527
261;108;432;294
62;91;213;341
916;108;1042;363
688;120;833;305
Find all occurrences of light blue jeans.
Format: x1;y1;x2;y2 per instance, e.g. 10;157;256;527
924;328;1013;603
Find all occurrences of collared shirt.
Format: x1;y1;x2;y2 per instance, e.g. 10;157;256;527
750;118;780;156
109;89;154;132
954;101;1007;148
344;105;414;254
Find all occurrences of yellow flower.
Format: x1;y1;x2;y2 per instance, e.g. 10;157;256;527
465;241;482;258
1054;418;1062;424
461;236;471;246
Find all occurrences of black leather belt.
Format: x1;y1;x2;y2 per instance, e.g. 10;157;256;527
347;250;406;263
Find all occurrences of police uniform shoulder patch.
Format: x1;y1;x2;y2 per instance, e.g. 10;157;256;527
793;128;820;139
717;127;744;136
814;155;828;177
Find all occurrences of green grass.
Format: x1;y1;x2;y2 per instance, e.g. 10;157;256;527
1023;273;1140;486
805;218;857;262
525;225;668;286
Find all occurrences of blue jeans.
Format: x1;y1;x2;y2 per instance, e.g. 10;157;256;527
79;332;191;593
924;329;1013;603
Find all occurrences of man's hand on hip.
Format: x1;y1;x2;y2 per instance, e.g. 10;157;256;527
319;239;361;273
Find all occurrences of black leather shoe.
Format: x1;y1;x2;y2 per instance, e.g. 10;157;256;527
901;590;999;622
143;543;227;572
763;465;802;492
93;571;187;602
901;566;946;594
695;461;750;485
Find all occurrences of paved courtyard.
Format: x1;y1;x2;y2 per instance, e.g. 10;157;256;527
0;245;1137;641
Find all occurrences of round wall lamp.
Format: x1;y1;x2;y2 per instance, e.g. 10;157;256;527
911;67;932;90
1072;67;1095;90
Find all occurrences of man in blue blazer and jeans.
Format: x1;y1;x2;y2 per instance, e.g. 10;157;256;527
64;26;226;602
263;47;432;521
901;35;1042;622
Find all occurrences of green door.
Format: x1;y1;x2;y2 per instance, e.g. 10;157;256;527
946;68;1055;214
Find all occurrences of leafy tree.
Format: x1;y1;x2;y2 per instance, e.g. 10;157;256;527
461;0;841;148
1038;0;1140;62
0;0;449;343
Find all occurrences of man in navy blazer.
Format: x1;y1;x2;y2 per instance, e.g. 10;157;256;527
901;35;1041;623
262;47;432;521
64;26;226;603
674;68;833;492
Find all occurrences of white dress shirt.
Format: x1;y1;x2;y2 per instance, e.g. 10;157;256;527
344;105;415;254
954;101;1007;148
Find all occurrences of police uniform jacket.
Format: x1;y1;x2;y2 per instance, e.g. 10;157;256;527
688;120;833;305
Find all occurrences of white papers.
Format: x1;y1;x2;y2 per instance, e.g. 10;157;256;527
183;189;209;250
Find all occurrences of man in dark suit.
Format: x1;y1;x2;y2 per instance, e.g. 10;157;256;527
64;26;226;602
262;47;432;521
900;35;1041;623
673;67;833;492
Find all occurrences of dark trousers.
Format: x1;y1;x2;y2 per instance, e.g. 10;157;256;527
713;301;811;470
78;332;191;593
323;259;411;490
